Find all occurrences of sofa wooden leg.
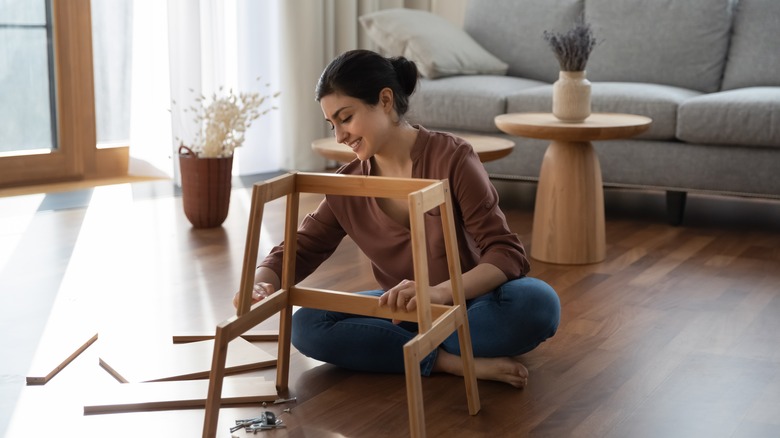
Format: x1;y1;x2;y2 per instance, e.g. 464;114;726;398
666;190;687;226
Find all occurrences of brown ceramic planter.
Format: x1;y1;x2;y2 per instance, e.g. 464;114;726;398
178;146;233;228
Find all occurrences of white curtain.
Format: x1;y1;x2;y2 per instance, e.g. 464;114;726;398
127;0;466;179
127;0;173;178
128;0;282;180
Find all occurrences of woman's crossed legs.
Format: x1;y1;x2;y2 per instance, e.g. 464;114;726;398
291;277;560;387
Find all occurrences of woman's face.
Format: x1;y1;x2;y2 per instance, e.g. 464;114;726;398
320;90;394;162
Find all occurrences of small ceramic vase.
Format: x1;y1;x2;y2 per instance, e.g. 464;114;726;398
552;70;591;123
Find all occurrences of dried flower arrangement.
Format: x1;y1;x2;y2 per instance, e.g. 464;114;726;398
543;19;598;72
175;81;280;158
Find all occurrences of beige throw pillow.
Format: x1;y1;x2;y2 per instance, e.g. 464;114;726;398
359;8;509;79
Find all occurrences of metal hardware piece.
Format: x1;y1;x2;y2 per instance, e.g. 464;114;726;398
230;411;281;433
273;396;297;404
234;416;263;426
247;422;286;433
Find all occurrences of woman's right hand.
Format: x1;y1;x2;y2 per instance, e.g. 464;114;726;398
232;282;276;309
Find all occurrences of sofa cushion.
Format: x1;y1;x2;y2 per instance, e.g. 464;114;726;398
677;87;780;148
464;0;583;83
585;0;732;93
721;0;780;90
506;82;699;140
408;76;548;133
358;9;508;79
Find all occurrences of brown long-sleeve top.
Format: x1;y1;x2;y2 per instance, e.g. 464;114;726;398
259;126;530;290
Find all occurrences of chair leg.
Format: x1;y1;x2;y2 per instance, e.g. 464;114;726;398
456;321;481;415
203;327;230;438
275;304;293;392
403;343;426;438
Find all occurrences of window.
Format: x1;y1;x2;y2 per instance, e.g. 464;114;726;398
0;0;57;153
0;0;127;188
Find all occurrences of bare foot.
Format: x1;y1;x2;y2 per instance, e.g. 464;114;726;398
433;349;529;388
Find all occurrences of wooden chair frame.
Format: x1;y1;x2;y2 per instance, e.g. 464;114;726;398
202;172;480;437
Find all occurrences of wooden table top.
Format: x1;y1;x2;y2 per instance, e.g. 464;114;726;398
312;132;515;163
495;112;652;142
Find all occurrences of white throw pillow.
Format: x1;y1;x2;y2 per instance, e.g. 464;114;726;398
359;8;509;79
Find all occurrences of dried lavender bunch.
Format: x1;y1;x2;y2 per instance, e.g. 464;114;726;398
543;19;598;72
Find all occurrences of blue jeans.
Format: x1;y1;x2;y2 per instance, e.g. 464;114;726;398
291;277;560;376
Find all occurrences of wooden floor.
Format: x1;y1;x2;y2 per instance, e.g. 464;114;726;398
1;177;779;437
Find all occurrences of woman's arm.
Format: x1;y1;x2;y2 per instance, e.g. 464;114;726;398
232;198;345;310
449;142;530;280
381;263;507;312
433;262;507;304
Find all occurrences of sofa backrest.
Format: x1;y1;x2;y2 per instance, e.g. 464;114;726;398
464;0;583;84
584;0;733;93
721;0;780;90
463;0;739;93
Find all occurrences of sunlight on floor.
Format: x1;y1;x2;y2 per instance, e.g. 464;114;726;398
81;183;183;337
0;194;45;276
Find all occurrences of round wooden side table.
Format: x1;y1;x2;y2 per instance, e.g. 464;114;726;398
495;112;652;264
311;133;515;164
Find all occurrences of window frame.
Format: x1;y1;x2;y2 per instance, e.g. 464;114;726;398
0;0;127;188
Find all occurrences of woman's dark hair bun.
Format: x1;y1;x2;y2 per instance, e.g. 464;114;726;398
390;56;420;97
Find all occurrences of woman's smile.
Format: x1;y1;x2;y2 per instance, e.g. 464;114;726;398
348;138;362;152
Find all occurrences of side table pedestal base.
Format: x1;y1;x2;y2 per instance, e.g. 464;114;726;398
532;140;606;264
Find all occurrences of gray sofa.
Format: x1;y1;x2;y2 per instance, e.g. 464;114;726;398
405;0;780;224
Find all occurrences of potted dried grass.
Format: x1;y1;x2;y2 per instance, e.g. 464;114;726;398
175;84;279;228
544;19;598;122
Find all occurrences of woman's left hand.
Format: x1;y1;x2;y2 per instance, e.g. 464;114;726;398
379;279;417;315
379;279;451;324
